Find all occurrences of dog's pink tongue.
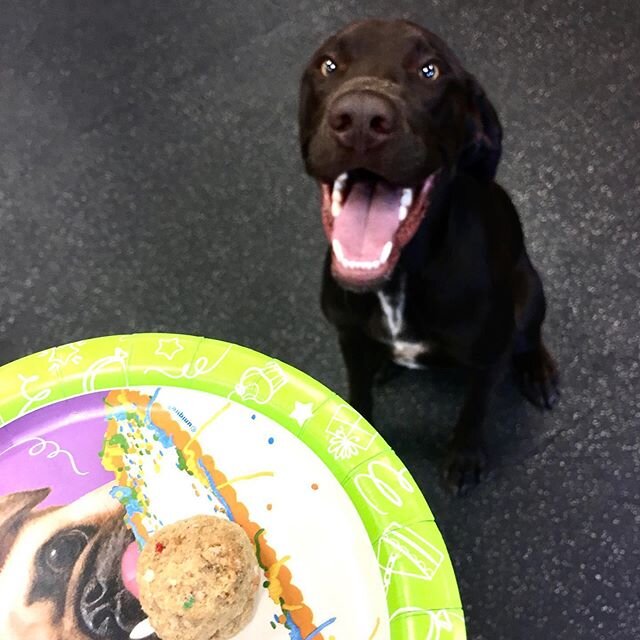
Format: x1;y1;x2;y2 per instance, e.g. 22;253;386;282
122;542;140;599
333;179;403;261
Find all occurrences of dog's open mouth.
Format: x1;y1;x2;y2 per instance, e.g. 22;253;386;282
321;169;436;288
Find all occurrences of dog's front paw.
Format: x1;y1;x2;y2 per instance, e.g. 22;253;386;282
514;344;559;410
443;445;488;496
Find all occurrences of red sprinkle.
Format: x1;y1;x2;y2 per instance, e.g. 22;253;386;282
155;542;165;553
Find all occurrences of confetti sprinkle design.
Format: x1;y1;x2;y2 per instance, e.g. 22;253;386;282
100;388;329;639
369;617;381;639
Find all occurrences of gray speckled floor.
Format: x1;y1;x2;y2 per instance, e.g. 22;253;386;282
1;1;638;638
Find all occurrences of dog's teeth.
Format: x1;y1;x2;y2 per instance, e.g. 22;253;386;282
333;243;381;271
331;200;342;217
332;239;345;261
130;618;156;640
350;259;374;270
399;188;413;221
332;177;345;205
332;173;348;204
335;172;348;188
333;239;385;271
380;241;393;264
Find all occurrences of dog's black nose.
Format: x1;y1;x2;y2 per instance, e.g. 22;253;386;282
328;90;397;151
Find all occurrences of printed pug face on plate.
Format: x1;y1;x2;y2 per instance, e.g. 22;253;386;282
0;483;150;640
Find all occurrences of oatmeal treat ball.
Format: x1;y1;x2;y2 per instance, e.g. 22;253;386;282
136;515;260;640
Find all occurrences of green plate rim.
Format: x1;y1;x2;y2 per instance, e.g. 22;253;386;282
0;333;466;639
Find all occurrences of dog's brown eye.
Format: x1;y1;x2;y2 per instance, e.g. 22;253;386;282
420;62;440;80
320;57;338;77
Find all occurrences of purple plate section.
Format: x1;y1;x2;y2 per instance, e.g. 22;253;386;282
0;392;113;507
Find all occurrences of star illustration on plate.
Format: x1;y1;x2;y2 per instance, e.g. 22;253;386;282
155;338;184;361
38;342;83;373
289;401;314;426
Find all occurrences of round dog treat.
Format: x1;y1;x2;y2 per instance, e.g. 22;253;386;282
136;515;260;640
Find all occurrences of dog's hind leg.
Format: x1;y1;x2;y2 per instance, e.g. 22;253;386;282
512;252;559;409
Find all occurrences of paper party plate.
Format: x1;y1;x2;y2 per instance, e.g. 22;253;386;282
0;334;465;640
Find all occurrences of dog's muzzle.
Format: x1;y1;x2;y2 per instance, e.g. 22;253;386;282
77;527;148;639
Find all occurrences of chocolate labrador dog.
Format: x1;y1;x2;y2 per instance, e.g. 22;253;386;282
298;19;559;493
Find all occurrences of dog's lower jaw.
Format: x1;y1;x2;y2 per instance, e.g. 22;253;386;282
331;267;391;293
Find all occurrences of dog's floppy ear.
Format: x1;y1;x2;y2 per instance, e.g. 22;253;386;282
0;488;50;569
458;75;502;181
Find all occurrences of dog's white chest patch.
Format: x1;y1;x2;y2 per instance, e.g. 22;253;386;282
377;289;405;339
390;339;430;369
377;284;429;369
